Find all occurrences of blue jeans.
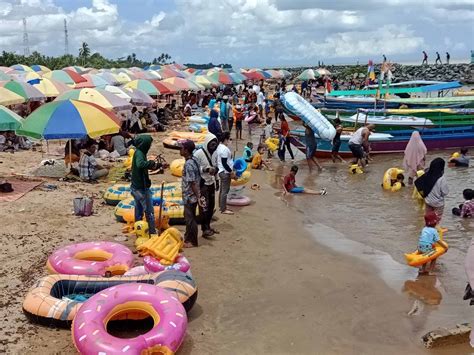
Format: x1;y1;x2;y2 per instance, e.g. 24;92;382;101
131;187;156;234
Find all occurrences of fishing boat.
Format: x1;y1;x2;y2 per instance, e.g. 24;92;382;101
290;125;474;158
339;108;474;131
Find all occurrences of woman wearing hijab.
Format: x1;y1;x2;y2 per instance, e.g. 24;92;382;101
415;157;449;219
403;131;427;184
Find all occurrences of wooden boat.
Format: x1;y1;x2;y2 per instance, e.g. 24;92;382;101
290;125;474;158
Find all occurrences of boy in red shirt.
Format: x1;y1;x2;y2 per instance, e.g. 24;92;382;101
283;166;327;195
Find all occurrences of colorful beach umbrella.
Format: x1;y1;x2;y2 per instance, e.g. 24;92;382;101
123;79;176;96
241;71;266;81
43;70;87;85
0;105;23;130
122;88;155;107
316;68;331;76
10;64;33;72
0;87;26;105
63;66;87;74
280;69;292;78
264;70;283;79
190;75;218;89
16;99;121;140
0;66;13;73
78;74;109;88
55;88;132;111
30;65;51;73
0;71;11;81
31;78;71;98
12;71;42;82
207;71;235;85
157;67;186;79
161;77;202;91
104;85;132;101
296;69;319;81
0;80;45;101
147;64;162;71
96;72;120;85
230;72;246;83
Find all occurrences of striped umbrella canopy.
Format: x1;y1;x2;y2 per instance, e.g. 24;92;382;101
12;71;42;82
31;78;72;98
0;66;13;73
96;72;120;85
229;72;246;83
123;79;176;96
31;65;51;73
122;88;155;107
265;69;283;79
0;71;11;81
190;75;218;89
114;72;137;84
16;99;121;140
316;68;331;76
156;67;186;79
0;80;45;101
55;88;132;111
0;87;26;105
242;71;266;81
161;77;202;91
104;85;132;101
133;71;159;80
280;69;292;78
146;64;162;71
79;74;109;88
63;66;87;74
10;64;33;72
166;63;187;70
0;105;23;130
296;69;319;81
146;70;162;80
207;71;235;85
44;70;87;85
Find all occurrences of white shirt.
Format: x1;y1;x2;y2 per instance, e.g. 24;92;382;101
264;124;273;138
214;144;233;173
348;127;366;145
257;92;264;105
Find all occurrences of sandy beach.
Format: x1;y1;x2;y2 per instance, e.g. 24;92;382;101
0;129;471;354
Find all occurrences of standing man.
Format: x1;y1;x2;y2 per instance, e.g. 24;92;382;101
226;96;234;132
180;140;202;248
130;135;159;235
446;52;450;65
435;51;442;64
348;124;375;168
194;133;219;238
422;51;428;65
220;96;229;131
208;109;222;138
213;131;235;215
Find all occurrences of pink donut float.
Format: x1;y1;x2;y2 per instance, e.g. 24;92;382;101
227;195;251;206
144;255;191;273
47;241;134;276
72;283;187;354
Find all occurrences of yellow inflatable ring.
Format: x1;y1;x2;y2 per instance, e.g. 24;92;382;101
170;158;185;177
231;170;251;186
265;137;279;152
382;168;404;190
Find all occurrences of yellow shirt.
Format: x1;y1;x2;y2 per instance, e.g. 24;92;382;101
252;151;262;169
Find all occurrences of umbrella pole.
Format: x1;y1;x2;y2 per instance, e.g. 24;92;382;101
68;141;72;171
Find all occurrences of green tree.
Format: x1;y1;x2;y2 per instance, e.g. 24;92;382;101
78;42;91;66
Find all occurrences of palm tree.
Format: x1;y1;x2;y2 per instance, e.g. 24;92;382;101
78;42;90;66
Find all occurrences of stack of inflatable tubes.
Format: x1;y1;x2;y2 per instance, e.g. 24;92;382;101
282;92;336;141
22;270;197;328
163;131;207;150
103;182;182;206
144;255;191;273
114;197;196;225
189;115;208;124
72;283;187;355
47;241;134;276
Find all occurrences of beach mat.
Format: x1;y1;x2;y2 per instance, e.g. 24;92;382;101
0;179;42;203
107;166;127;183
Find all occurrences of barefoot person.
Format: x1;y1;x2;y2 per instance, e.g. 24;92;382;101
348;124;374;168
213;131;235;215
180;140;203;248
193;133;220;238
331;118;345;163
283;165;327;195
304;124;322;172
417;211;448;274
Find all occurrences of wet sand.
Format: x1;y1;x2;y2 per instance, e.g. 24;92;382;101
0;132;472;354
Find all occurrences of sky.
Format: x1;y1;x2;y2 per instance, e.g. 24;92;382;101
0;0;473;67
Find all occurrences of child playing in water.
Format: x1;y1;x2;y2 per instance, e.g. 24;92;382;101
449;148;470;167
452;188;474;218
283;165;327;195
418;211;449;274
252;144;273;170
243;142;254;162
392;173;406;187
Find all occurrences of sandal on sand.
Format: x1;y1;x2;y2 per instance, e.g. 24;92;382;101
211;228;220;234
183;242;197;248
202;230;215;239
251;183;261;190
320;188;327;196
221;210;234;215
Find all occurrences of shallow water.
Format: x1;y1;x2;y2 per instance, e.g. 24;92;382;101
270;149;474;338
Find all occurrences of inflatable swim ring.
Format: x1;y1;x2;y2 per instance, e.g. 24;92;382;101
349;164;363;174
103;182;182;206
23;270;197;327
404;242;448;267
163;131;207;150
47;242;134;276
231;170;251;186
382;168;404;191
123;148;134;170
72;283;187;355
227;195;251;206
115;198;190;225
189;115;208;124
265;137;279;152
282;92;336;140
144;255;191;273
137;228;183;265
170;158;185;177
233;158;248;177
